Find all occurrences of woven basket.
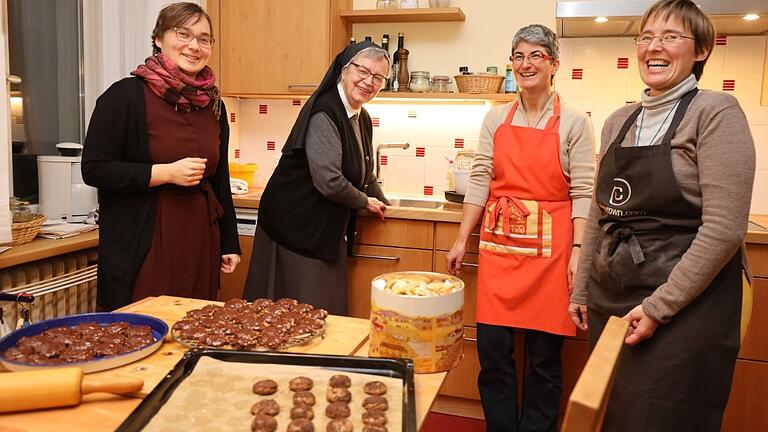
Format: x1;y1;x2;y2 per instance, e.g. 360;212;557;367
454;73;504;94
5;214;45;246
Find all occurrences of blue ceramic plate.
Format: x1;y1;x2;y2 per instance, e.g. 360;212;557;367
0;312;168;373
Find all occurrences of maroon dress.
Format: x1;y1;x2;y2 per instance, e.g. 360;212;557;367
132;84;223;302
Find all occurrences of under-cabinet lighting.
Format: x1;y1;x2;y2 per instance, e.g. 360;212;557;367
743;14;760;21
594;16;608;23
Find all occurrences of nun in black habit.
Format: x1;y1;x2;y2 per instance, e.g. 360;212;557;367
243;41;391;315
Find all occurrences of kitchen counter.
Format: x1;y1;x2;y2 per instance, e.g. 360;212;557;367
0;230;98;270
0;295;447;431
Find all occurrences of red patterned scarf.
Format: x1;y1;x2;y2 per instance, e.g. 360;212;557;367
131;53;221;118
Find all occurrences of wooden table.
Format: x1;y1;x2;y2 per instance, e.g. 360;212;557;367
0;295;447;431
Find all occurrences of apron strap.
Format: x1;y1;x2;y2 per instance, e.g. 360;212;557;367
505;100;519;124
660;88;699;145
611;105;644;147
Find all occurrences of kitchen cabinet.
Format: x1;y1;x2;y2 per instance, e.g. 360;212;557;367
211;0;351;95
339;7;466;23
218;234;253;301
722;359;768;432
347;244;434;319
434;251;478;326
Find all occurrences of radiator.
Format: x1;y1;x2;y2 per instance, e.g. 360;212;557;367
0;249;97;334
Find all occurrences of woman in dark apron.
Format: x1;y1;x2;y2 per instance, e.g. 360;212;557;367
568;1;756;430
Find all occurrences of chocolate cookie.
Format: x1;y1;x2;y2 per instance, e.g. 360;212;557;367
326;387;352;403
286;418;314;432
328;374;352;388
326;419;353;432
362;426;388;432
293;390;316;406
290;405;314;420
362;410;387;426
251;399;281;416
289;376;314;391
325;402;351;419
363;381;387;396
252;379;278;395
362;396;388;411
251;414;278;432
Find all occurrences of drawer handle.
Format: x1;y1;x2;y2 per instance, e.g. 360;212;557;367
464;336;477;342
469;232;481;237
352;253;400;262
461;262;478;268
287;83;319;88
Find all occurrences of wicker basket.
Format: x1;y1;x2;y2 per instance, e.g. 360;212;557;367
5;214;45;246
454;73;505;94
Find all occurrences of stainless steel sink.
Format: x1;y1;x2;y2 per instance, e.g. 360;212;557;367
387;198;444;209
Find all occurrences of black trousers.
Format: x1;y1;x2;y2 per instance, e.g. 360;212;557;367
477;323;564;432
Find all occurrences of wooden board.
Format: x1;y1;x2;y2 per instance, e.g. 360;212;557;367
90;296;370;397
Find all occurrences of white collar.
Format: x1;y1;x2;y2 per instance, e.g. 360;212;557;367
337;81;361;118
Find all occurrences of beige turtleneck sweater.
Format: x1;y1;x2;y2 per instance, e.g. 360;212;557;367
571;75;756;324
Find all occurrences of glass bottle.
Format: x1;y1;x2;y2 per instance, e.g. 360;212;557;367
349;37;356;45
381;34;390;90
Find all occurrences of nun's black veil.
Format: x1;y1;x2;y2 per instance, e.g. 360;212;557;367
281;41;385;155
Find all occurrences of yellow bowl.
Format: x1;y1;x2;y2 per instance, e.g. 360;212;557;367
228;162;258;187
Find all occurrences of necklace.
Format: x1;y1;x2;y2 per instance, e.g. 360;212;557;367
635;99;681;147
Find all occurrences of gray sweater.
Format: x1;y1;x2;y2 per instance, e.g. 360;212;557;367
571;76;756;324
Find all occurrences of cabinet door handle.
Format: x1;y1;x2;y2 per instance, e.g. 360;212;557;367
287;83;319;88
461;262;478;268
352;253;400;262
464;336;477;342
469;232;481;237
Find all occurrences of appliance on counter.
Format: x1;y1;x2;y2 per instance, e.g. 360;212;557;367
37;143;98;222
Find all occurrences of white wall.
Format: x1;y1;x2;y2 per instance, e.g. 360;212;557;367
0;0;11;243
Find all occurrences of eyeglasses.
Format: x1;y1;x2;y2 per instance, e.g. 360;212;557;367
510;51;553;65
634;33;695;45
173;27;215;48
349;62;387;86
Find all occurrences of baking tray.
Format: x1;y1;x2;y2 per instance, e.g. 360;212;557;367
0;312;167;373
116;349;416;432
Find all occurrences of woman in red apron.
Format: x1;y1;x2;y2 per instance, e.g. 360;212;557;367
568;1;755;430
447;25;596;432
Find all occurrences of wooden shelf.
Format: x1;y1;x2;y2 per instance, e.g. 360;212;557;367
339;7;465;23
223;92;517;102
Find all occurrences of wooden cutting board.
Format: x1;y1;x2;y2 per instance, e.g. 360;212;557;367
91;296;371;397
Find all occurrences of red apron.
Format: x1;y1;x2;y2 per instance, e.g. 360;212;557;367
476;96;576;336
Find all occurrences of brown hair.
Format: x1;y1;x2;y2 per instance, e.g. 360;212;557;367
151;2;213;54
640;0;715;80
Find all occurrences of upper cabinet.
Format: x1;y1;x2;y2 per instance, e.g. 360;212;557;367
210;0;351;95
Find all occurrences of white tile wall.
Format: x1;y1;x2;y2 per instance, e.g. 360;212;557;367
232;36;768;210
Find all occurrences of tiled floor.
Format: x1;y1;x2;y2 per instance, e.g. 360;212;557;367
421;412;486;432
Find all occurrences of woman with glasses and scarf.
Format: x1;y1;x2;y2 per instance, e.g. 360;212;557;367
243;41;390;315
82;2;240;310
446;24;595;432
568;0;755;430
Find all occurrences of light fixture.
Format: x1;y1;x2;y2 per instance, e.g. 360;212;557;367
742;14;760;21
594;16;608;23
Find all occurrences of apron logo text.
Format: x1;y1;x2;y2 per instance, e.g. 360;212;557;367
610;178;632;206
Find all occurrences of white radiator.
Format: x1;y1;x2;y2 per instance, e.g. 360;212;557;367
0;250;97;334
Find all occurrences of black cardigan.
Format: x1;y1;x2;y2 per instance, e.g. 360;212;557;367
82;77;240;310
257;88;374;261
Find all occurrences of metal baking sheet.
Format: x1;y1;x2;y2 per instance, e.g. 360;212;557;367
116;349;416;432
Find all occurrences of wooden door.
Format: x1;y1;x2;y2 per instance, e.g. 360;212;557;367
218;234;254;301
218;0;347;94
722;359;768;431
434;250;478;326
346;244;433;319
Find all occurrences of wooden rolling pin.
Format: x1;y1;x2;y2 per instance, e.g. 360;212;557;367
0;367;144;413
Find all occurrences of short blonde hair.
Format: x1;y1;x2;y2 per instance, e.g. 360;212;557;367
640;0;715;80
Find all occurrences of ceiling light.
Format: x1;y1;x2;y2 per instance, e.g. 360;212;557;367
594;16;608;23
743;14;760;21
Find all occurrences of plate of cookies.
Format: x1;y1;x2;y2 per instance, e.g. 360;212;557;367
117;349;416;432
171;298;328;351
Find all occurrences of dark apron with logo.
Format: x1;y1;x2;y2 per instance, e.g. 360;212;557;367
587;89;741;432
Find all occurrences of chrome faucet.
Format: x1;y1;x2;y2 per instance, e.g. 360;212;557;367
375;142;410;179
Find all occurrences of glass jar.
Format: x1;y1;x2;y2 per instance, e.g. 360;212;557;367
431;75;452;93
376;0;399;9
409;71;431;93
9;197;32;223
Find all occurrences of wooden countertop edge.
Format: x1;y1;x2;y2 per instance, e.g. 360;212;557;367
0;230;99;270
